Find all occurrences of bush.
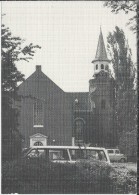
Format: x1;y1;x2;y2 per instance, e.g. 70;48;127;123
2;158;137;194
110;163;137;194
119;130;137;162
74;159;114;193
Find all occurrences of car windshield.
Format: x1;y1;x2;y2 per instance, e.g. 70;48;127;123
27;149;46;158
69;149;107;161
22;148;32;156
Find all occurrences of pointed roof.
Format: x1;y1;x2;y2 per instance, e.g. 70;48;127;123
92;28;110;63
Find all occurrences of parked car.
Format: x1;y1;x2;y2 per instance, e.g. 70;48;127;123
23;146;111;164
106;149;127;162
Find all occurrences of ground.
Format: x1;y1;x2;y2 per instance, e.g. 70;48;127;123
112;162;137;172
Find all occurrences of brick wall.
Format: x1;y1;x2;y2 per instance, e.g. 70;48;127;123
18;66;72;147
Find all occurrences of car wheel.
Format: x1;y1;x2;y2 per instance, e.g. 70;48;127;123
120;158;125;163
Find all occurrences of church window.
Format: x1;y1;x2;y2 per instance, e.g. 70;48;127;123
33;100;44;127
105;65;108;70
75;119;84;142
34;141;43;146
96;64;98;70
101;64;104;69
101;99;106;109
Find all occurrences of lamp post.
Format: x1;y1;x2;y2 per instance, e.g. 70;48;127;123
72;98;79;146
75;98;80;146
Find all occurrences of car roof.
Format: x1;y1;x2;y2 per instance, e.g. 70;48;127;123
30;146;106;150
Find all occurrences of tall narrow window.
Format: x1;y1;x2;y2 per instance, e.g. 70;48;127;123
96;64;98;70
33;100;44;127
105;65;108;70
101;99;106;109
75;119;84;142
101;64;104;69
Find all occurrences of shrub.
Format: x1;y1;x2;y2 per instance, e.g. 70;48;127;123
74;159;114;193
2;158;137;194
110;163;137;194
119;130;137;162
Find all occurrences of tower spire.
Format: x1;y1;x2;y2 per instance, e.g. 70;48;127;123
91;28;110;75
92;28;109;63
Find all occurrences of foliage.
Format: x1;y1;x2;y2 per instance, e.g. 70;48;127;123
119;130;137;161
104;0;136;13
2;24;41;92
111;163;137;193
107;26;135;87
103;0;137;33
107;26;137;135
2;158;137;194
2;23;41;161
104;0;139;59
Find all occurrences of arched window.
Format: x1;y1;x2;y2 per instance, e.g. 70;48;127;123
34;141;43;146
96;64;98;70
74;119;84;141
101;99;106;109
101;64;104;69
105;65;108;70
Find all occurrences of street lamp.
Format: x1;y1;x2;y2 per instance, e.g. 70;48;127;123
75;98;79;105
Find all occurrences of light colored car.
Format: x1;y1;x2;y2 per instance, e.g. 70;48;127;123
24;146;110;164
106;149;127;162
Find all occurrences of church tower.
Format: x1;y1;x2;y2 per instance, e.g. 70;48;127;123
89;28;117;147
92;27;110;74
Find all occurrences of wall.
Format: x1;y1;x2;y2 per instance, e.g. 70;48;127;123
18;66;72;147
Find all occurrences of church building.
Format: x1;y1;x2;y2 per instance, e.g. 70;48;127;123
17;29;118;148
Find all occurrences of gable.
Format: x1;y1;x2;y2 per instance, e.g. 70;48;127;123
18;67;64;98
30;133;48;138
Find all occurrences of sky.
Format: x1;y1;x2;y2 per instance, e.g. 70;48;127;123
1;1;137;92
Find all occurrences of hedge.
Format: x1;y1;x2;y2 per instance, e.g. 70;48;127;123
2;158;137;194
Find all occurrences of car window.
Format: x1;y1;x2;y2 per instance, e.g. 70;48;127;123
69;149;85;160
115;150;120;154
69;149;107;161
27;149;45;158
107;150;114;154
49;149;69;160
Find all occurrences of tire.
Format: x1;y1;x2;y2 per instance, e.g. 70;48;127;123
120;158;126;163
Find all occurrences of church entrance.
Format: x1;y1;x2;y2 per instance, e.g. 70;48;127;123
30;133;48;147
